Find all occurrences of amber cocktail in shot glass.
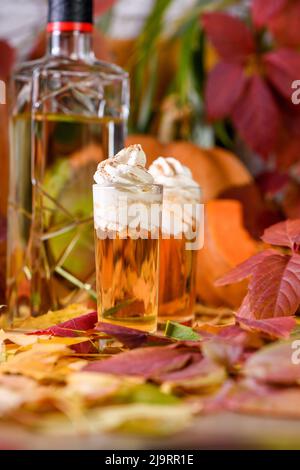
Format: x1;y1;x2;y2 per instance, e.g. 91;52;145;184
158;185;202;326
93;183;162;333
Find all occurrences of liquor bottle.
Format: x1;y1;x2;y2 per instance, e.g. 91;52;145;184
6;0;129;324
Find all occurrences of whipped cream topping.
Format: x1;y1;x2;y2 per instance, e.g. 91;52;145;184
149;157;201;236
149;157;200;201
93;145;161;237
148;157;196;187
94;144;154;188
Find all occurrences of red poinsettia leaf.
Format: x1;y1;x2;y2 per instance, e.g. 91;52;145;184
269;1;300;48
231;75;281;158
30;311;97;337
243;340;300;385
264;49;300;100
201;13;255;62
236;315;296;339
249;252;300;318
94;0;117;17
83;344;201;379
215;249;276;286
261;218;300;249
251;0;287;28
0;40;16;80
205;62;247;120
95;322;172;349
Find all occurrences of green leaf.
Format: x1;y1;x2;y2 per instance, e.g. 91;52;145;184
291;325;300;337
103;298;137;318
117;383;180;405
164;321;201;341
131;0;173;131
54;266;97;300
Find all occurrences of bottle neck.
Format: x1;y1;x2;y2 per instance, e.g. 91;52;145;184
47;30;94;61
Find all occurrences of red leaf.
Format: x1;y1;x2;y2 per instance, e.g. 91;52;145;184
215;250;276;286
275;130;300;170
217;325;250;344
95;322;172;349
0;40;15;80
94;0;117;17
237;293;253;319
231;75;281;157
262;218;300;250
83;344;201;379
224;380;300;418
203;339;244;369
157;356;225;386
31;311;97;337
244;340;300;385
264;49;300;100
256;171;290;197
205;62;247;120
251;0;287;28
237;315;296;339
197;324;261;349
248;252;300;318
71;340;99;354
282;182;300;220
201;13;255;62
279;100;300;138
269;1;300;48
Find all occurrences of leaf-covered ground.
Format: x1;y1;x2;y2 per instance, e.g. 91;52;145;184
0;303;300;446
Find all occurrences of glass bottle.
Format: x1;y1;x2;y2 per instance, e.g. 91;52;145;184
6;0;129;324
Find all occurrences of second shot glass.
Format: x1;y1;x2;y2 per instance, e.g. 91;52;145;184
158;185;202;326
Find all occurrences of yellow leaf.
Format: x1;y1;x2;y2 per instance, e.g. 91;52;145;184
0;330;42;347
13;304;91;331
40;403;193;436
0;375;53;417
65;372;142;402
0;343;72;381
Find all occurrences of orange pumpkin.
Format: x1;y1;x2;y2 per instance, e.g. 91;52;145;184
126;135;252;201
196;199;258;308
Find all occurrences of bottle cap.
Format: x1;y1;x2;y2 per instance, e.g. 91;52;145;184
47;0;93;33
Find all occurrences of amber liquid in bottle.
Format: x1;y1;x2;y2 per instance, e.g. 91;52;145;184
6;0;129;324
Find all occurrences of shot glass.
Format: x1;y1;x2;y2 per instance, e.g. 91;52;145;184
93;183;162;333
158;186;203;326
